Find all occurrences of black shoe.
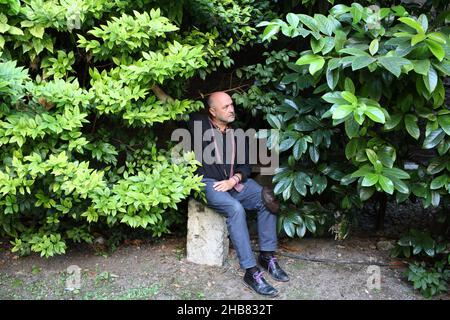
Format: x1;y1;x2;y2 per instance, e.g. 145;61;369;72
243;270;279;297
258;255;290;282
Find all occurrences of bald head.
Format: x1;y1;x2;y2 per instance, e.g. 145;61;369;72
207;91;235;125
207;92;231;109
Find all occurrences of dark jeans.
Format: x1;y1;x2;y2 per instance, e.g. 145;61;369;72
202;177;277;269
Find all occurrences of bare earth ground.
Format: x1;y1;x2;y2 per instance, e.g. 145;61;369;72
1;235;448;300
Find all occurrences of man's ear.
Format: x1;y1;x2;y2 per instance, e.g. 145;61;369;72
208;107;216;118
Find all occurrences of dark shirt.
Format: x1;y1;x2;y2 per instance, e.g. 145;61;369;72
187;112;251;182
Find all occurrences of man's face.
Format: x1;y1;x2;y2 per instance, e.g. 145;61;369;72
209;93;235;124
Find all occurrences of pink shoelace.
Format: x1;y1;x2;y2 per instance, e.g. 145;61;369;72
253;271;264;284
268;257;277;271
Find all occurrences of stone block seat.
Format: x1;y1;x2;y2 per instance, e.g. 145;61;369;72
186;198;229;266
186;166;273;267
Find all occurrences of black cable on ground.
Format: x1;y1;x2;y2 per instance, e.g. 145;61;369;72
251;248;398;267
277;251;395;267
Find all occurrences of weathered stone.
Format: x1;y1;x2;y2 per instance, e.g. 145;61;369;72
376;240;396;251
186;199;229;266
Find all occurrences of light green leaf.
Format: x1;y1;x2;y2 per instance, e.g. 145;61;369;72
7;26;23;36
369;39;379;55
29;25;45;39
412;60;430;76
411;33;426;46
297;14;319;33
286;13;300;28
378;175;394;194
364;106;386;123
262;24;280;41
314;14;333;36
398;17;424;33
437;115;450;135
332;105;354;119
427;32;447;44
341;91;358;104
350;3;363;24
417;14;428;33
295;54;323;66
423;65;438;93
366;149;378;166
296;54;325;75
426;39;445;61
362;173;379;187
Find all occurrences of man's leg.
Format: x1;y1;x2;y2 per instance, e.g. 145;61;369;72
202;177;279;296
230;178;277;253
201;178;256;269
231;178;289;282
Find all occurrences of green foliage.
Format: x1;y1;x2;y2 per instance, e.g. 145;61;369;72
242;3;450;239
0;0;277;257
243;1;450;297
391;229;447;258
405;261;449;298
78;9;179;60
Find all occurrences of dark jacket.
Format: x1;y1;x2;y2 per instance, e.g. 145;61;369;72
187;112;251;182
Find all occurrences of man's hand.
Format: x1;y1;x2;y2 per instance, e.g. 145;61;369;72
213;179;236;192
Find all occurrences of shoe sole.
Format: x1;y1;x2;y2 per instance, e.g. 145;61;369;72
268;273;290;282
242;279;279;298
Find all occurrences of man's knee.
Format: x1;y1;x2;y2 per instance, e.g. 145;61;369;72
228;201;246;219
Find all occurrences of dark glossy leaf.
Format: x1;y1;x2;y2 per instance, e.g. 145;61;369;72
304;217;316;233
431;191;440;206
382;167;410;180
293;138;308;159
274;177;292;195
404;114;420;140
430;175;447;190
283;219;295;237
266;114;282;129
384;114;403;130
359;187;375;201
345;117;359;138
279;137;297;152
326;67;339;90
309;145;320;163
345;138;358;159
378;57;411;77
411;183;428;198
351;56;376;71
296;223;306;238
311;174;327;194
377;146;396;168
423;128;445;149
427;157;447;174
